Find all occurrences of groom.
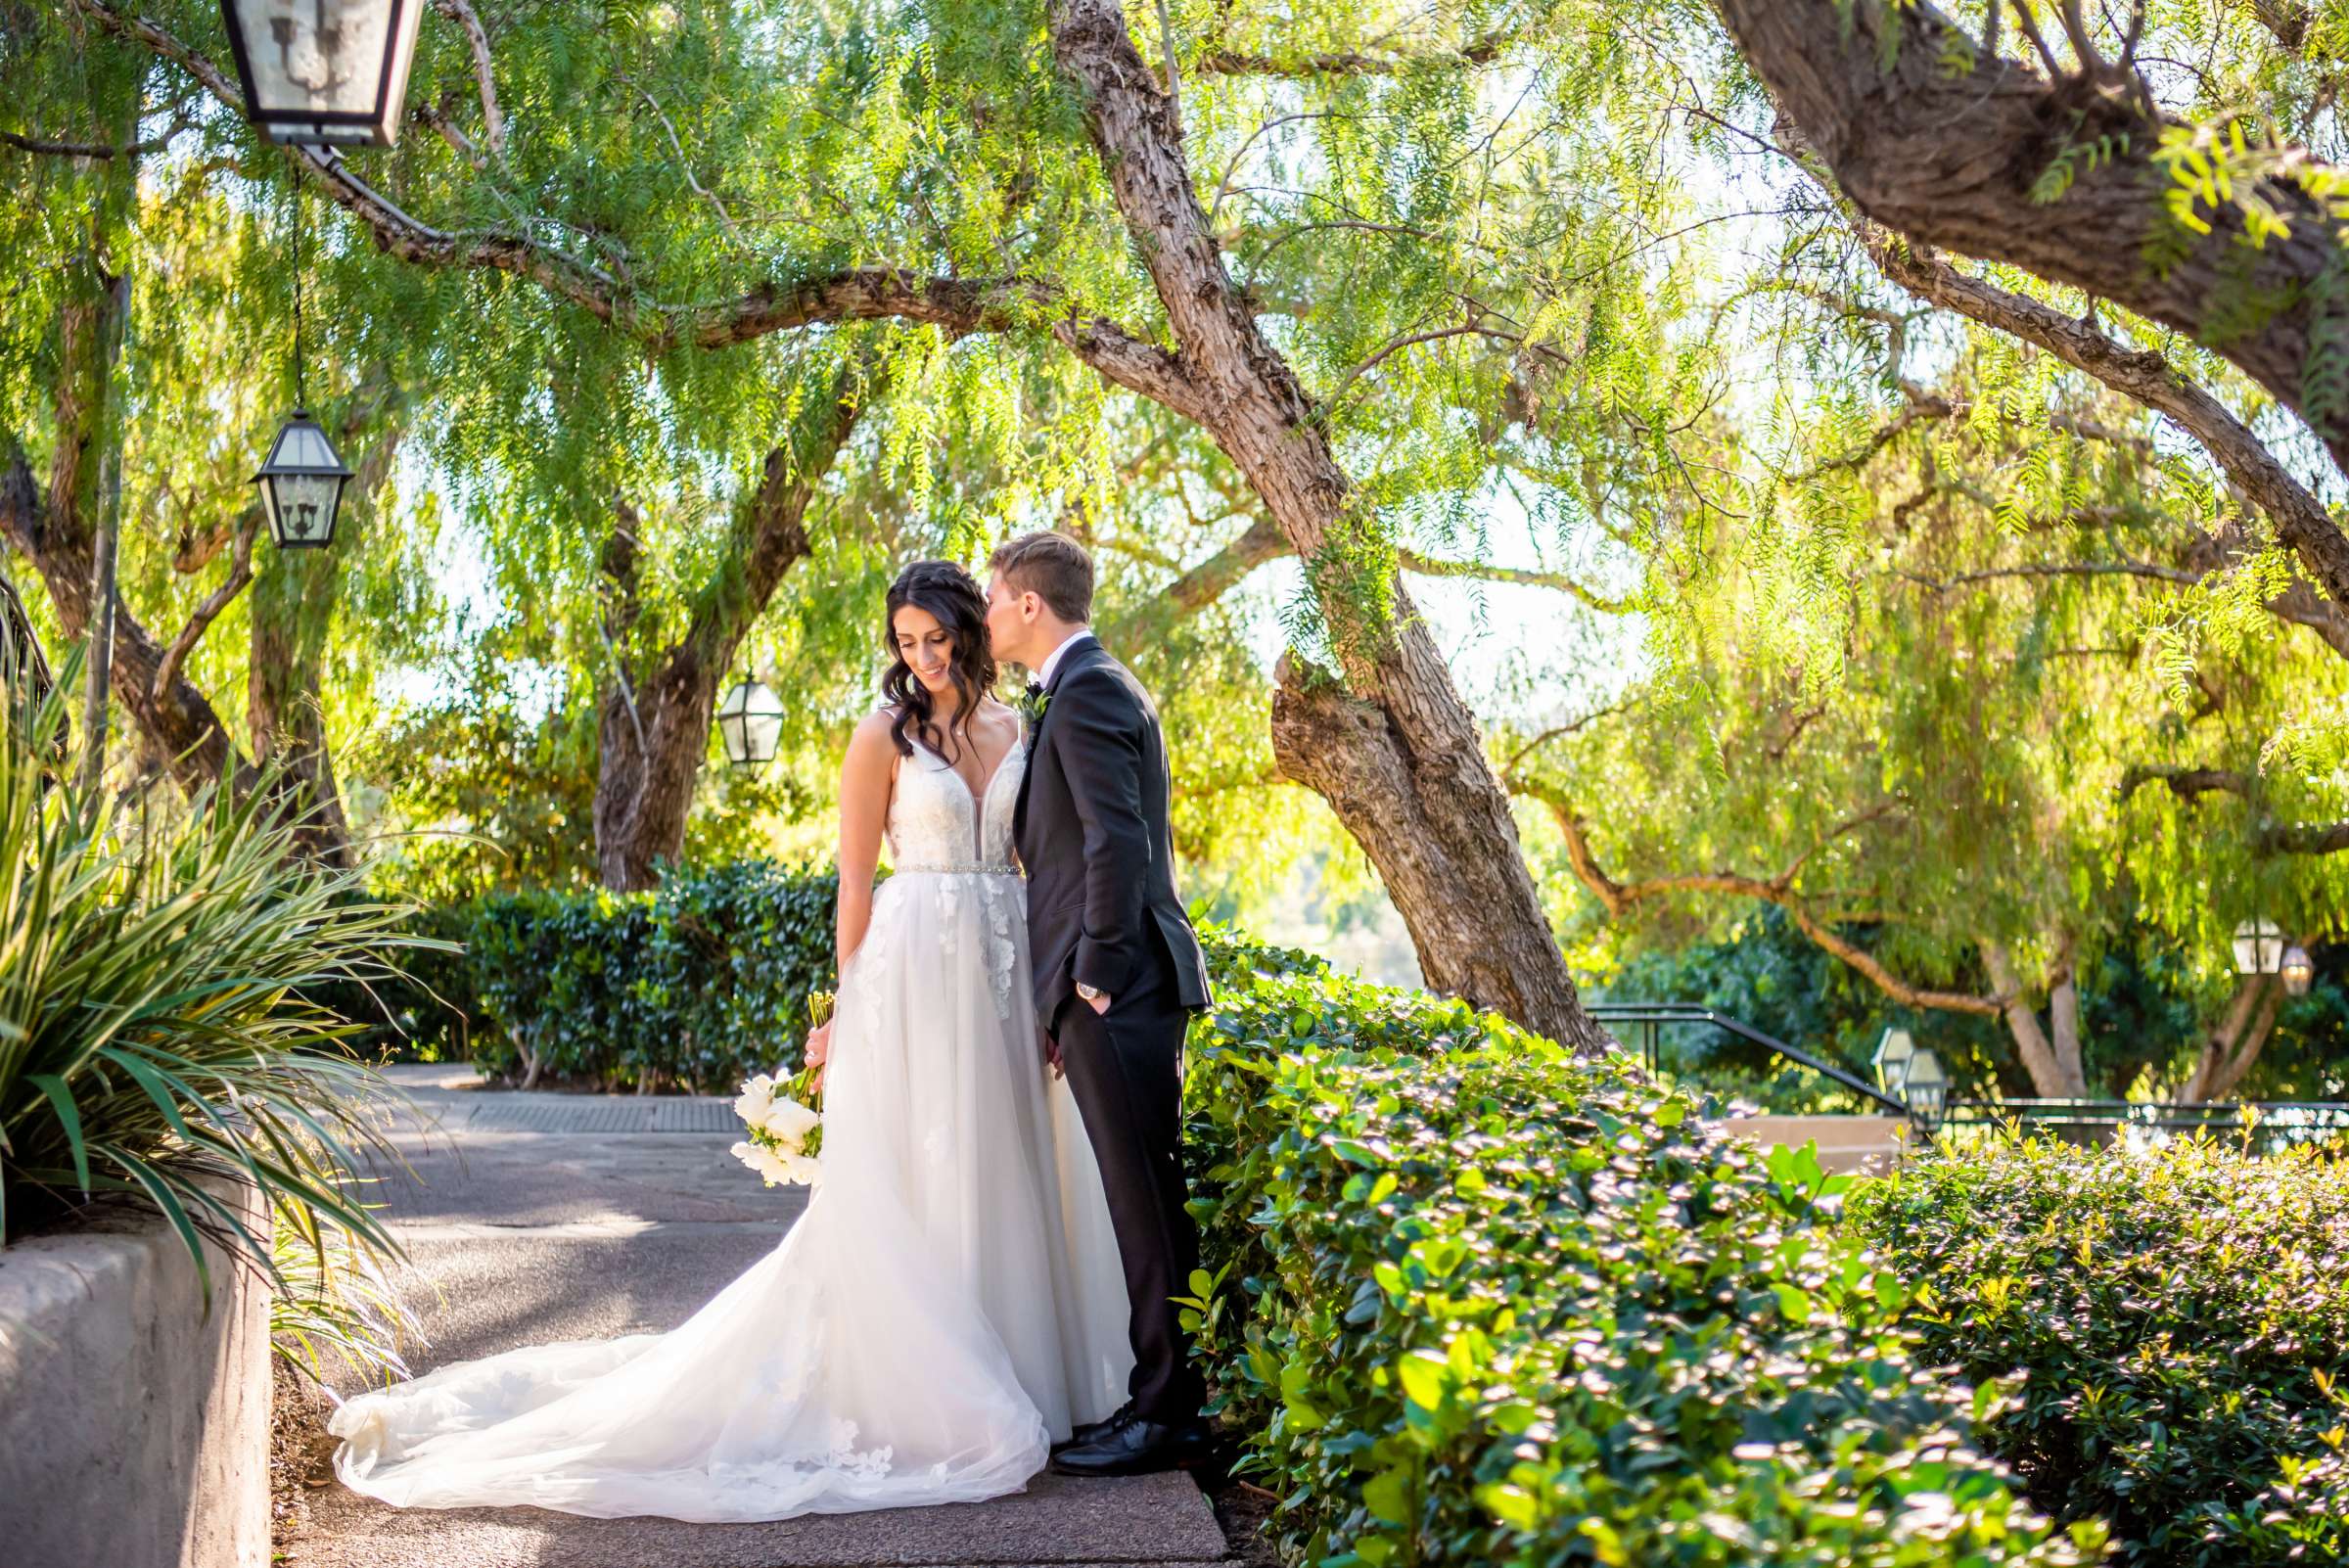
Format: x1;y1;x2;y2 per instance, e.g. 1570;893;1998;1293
985;531;1216;1477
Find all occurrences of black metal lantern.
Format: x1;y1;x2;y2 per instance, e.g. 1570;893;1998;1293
1901;1046;1950;1131
252;411;352;549
218;0;424;147
715;673;785;767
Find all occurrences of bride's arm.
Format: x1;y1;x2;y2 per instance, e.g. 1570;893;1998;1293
809;715;896;1085
833;712;898;972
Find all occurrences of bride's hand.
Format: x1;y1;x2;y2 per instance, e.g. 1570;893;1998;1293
804;1020;834;1091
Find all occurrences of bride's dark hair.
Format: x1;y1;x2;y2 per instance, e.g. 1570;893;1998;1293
881;560;998;761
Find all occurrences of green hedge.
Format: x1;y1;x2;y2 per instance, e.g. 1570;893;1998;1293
386;860;838;1091
1183;945;2101;1567
1848;1130;2349;1566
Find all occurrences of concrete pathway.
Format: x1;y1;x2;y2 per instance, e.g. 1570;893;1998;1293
279;1066;1232;1568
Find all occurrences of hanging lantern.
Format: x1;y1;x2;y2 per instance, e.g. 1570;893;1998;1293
218;0;425;146
2281;945;2316;997
715;674;785;767
2233;918;2286;976
252;411;352;549
1901;1047;1950;1130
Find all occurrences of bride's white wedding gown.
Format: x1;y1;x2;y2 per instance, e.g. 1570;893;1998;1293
331;734;1134;1521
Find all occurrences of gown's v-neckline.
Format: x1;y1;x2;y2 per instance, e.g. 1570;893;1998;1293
911;732;1018;812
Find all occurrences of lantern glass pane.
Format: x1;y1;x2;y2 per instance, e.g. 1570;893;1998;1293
267;472;341;545
270;418;343;470
228;0;395;118
716;681;782;764
1872;1027;1915;1086
2234;918;2284;974
743;709;783;761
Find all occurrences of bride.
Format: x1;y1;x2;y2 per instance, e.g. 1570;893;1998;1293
331;561;1134;1522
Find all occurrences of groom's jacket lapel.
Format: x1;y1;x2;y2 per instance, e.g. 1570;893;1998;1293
1014;636;1103;843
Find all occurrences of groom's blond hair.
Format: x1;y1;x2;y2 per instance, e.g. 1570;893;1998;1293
989;531;1093;623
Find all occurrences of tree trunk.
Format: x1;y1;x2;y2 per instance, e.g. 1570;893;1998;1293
1045;0;1609;1051
592;381;862;892
249;541;354;869
2047;952;2089;1097
1;277;252;801
593;635;722;892
2182;973;2283;1103
1980;940;2073;1097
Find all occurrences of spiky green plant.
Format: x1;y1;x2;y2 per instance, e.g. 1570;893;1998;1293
0;660;432;1302
269;1172;427;1388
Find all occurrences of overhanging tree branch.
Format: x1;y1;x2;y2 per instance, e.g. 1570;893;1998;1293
1192;26;1517;78
429;0;507;162
150;506;257;705
1;104;192;161
1861;228;2349;610
65;0;1193;398
1713;0;2349;481
2119;762;2349;853
1508;770;2002;1016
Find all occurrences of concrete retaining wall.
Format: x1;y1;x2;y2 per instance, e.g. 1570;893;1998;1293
0;1186;271;1568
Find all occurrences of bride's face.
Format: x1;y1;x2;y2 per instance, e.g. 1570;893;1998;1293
892;604;960;696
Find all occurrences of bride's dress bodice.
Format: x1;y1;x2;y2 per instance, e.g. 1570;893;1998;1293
887;733;1023;874
878;734;1026;1018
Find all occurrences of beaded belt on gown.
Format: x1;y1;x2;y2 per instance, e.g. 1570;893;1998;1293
893;860;1019;875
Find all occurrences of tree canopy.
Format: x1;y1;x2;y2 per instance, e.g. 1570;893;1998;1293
3;0;2344;1097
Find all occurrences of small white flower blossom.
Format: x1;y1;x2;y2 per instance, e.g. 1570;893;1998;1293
733;1074;777;1131
762;1095;820;1148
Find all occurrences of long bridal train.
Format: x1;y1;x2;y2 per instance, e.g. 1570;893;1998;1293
331;737;1132;1522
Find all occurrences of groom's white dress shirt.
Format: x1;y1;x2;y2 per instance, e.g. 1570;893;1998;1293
1035;628;1096;688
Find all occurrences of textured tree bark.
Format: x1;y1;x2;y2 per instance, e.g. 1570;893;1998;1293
1979;942;2074;1097
2182;973;2284;1102
1715;0;2349;483
2047;956;2090;1098
592;383;861;892
1045;0;1608;1051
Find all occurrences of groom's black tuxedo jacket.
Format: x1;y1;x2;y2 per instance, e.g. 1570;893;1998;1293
1013;637;1212;1030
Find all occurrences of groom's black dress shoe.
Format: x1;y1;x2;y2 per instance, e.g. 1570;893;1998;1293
1047;1415;1213;1477
1052;1403;1135;1454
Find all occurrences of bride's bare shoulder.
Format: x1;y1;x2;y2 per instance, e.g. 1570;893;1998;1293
845;709;903;770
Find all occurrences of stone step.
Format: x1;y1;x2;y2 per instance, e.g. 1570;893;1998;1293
1723;1114;1913;1174
285;1471;1230;1568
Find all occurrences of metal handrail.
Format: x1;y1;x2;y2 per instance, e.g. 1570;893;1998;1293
1585;1002;1917;1120
1945;1098;2349;1132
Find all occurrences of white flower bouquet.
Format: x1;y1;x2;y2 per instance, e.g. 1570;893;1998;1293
731;992;831;1187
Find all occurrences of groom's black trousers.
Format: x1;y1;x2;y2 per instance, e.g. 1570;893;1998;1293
1051;935;1206;1425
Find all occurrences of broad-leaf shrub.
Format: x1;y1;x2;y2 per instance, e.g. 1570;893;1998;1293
1848;1130;2349;1565
459;859;839;1089
1183;957;2101;1566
